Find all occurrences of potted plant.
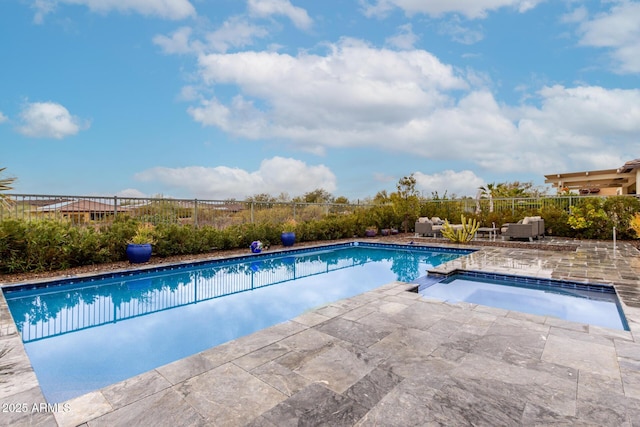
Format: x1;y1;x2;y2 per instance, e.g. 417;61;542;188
365;226;377;237
281;219;297;247
126;223;155;263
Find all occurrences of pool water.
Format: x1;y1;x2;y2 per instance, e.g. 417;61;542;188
417;272;628;331
4;243;468;403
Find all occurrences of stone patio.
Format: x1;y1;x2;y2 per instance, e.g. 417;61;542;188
1;238;639;426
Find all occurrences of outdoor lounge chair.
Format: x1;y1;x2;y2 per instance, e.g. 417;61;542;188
501;216;544;241
415;217;462;237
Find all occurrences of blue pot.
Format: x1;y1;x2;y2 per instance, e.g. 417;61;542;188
126;243;152;264
281;232;296;247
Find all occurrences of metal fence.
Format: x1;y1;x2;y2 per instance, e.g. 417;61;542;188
0;194;369;227
419;194;640;218
1;193;637;228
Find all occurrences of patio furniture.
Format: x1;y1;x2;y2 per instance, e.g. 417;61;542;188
476;223;498;240
501;216;545;242
415;217;462;237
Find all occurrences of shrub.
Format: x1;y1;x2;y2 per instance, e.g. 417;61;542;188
100;217;138;261
567;198;609;239
0;219;29;273
540;206;574;237
153;224;201;256
603;196;640;240
630;213;640;238
568;196;640;240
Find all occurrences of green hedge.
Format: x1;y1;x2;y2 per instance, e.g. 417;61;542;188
1;198;637;274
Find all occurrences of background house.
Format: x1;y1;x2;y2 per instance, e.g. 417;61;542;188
545;158;640;195
37;199;123;223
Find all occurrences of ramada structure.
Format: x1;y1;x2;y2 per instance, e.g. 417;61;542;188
545;158;640;195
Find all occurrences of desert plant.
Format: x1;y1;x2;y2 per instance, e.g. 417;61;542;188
129;223;156;245
441;215;479;243
282;218;297;232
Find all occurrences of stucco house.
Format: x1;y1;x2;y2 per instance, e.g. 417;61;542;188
544;159;640;195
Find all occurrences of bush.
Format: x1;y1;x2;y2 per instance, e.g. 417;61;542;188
540;206;574;237
153;224;191;256
100;217;138;261
603;196;640;240
567;197;640;240
0;219;111;272
0;219;29;273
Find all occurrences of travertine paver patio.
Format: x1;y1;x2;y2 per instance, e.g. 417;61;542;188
1;238;639;426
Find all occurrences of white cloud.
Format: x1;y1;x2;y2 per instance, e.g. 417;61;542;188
414;170;486;198
116;188;148;198
154;19;269;56
385;24;418;50
438;16;484;45
205;17;269;53
360;0;544;19
32;0;57;24
153;27;201;55
248;0;313;30
33;0;196;22
134;157;337;199
17;101;88;139
560;6;588;24
0;112;7;123
189;38;467;152
180;37;640;180
575;1;640;74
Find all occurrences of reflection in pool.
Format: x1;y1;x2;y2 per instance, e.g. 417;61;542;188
5;242;469;403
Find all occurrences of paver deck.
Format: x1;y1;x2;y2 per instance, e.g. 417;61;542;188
1;238;639;426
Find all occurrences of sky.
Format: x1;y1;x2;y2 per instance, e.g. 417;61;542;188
1;0;639;202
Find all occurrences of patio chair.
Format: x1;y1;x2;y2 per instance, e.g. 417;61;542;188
415;218;440;237
501;216;544;242
415;217;461;237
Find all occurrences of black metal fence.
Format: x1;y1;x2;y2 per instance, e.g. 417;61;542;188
0;194;369;227
2;193;637;228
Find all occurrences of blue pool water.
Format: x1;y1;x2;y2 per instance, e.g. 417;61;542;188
4;242;469;403
417;272;629;331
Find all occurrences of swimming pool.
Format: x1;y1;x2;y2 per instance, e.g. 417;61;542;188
3;242;470;403
416;271;629;331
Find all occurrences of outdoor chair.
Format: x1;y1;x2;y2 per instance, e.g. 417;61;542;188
501;216;544;242
415;217;462;237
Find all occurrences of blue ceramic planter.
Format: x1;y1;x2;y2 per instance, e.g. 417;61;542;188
126;243;152;263
281;232;296;247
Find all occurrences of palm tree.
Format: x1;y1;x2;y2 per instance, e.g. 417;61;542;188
478;183;497;213
0;167;15;192
0;167;16;208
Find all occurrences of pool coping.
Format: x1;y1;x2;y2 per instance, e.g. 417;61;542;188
1;240;639;426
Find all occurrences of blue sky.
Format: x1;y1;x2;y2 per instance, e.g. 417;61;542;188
1;0;639;201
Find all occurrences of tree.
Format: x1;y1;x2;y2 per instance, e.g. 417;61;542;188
373;190;390;204
478;183;502;213
333;196;349;204
0;168;16;193
247;193;277;204
390;174;421;233
298;188;333;204
0;167;16;208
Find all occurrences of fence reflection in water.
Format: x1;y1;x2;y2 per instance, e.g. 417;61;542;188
8;251;369;342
